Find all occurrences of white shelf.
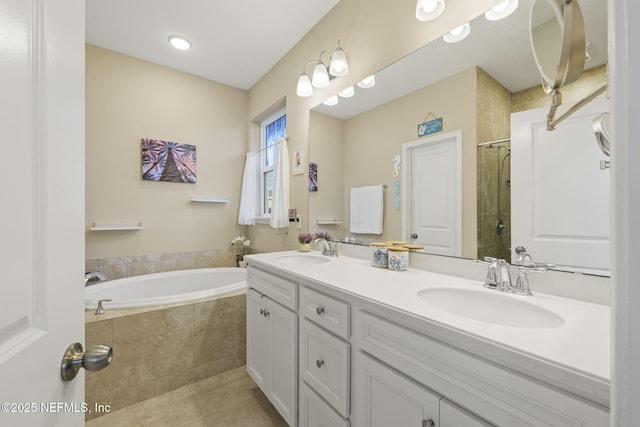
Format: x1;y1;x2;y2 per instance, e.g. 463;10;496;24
90;222;143;231
316;219;343;225
191;198;230;203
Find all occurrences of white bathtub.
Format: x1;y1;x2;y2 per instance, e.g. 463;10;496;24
85;268;247;310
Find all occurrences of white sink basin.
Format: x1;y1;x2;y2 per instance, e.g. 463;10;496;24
417;287;565;329
276;254;330;265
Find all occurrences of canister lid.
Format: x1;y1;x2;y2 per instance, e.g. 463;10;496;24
386;241;408;245
388;246;409;252
403;244;425;250
370;242;393;247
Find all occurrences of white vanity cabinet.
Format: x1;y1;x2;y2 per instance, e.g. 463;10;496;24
247;271;298;426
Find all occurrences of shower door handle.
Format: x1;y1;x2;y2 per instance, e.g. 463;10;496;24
61;342;113;381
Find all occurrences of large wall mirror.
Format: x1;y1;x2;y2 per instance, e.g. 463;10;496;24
307;0;608;275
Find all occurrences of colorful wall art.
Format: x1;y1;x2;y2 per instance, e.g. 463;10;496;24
309;162;318;192
142;138;197;183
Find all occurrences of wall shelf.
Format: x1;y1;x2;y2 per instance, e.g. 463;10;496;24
191;198;230;203
316;219;343;225
90;222;143;231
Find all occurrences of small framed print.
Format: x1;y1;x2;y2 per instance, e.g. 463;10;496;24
292;146;305;175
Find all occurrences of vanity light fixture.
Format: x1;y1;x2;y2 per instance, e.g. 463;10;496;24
357;75;376;89
443;22;470;43
296;41;350;97
323;95;339;106
168;35;191;50
338;86;355;98
484;0;518;21
416;0;445;21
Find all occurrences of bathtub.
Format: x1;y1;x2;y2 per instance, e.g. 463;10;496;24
85;267;247;310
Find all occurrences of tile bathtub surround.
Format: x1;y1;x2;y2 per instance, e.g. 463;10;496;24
85;294;246;421
85;248;238;281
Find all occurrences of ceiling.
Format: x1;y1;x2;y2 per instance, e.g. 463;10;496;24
313;0;607;119
85;0;341;90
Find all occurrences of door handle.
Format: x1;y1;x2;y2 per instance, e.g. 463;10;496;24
61;342;113;381
411;233;418;240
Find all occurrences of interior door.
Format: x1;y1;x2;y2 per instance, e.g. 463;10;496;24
511;96;610;274
402;131;461;256
0;1;85;425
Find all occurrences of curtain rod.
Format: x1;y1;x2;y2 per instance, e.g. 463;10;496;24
248;136;290;155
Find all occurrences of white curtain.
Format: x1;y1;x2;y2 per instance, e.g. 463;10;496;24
270;138;290;228
238;152;259;225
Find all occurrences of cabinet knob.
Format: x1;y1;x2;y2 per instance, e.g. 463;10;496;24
316;306;325;315
316;359;325;368
422;419;435;427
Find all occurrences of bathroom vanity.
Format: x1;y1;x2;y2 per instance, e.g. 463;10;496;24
245;251;610;427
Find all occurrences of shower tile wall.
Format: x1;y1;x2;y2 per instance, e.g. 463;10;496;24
85;294;246;422
85;248;238;279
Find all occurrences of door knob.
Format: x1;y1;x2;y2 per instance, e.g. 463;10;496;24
411;233;418;240
61;342;112;381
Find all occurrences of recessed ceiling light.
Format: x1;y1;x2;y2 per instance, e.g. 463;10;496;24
357;75;376;88
168;35;191;50
443;23;470;43
323;95;339;106
484;0;518;21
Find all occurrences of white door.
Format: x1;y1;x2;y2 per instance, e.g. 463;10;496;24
0;1;85;426
511;97;609;274
402;131;462;256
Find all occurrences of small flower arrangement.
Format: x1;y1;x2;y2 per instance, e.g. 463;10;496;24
298;233;313;244
313;232;332;241
231;236;251;260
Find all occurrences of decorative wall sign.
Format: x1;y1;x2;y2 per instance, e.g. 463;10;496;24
309;162;318;192
142;138;196;183
394;180;401;210
418;112;443;137
392;154;401;178
292;146;305;175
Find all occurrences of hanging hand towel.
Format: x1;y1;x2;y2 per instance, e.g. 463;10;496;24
350;185;384;234
238;152;259;225
270;138;290;228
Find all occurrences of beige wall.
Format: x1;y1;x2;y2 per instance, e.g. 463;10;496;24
246;0;501;253
86;45;248;259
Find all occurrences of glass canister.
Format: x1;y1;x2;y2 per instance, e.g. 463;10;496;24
370;242;393;268
387;246;409;271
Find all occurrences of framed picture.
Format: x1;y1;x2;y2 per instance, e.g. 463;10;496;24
309;162;318;192
141;138;196;183
292;146;305;175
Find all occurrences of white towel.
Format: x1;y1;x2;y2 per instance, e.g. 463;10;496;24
350;185;384;234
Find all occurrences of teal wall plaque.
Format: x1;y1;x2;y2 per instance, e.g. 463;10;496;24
418;117;443;137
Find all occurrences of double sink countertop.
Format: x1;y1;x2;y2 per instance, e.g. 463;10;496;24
245;251;610;407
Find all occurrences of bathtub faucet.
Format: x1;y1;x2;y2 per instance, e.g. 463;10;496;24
85;271;107;286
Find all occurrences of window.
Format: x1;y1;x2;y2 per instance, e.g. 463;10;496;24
260;109;286;216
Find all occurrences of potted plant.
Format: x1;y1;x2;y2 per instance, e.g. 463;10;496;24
231;236;251;267
298;233;313;252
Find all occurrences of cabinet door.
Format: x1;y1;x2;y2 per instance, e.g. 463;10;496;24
267;296;298;426
247;288;269;391
440;399;492;427
354;352;440;427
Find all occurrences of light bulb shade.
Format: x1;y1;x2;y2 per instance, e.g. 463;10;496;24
357;75;376;89
416;0;445;21
296;73;313;97
338;86;354;98
312;63;330;88
168;35;191;50
484;0;518;21
323;95;339;106
329;47;349;77
443;22;470;43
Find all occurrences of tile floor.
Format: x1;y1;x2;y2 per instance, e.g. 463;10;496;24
86;367;288;427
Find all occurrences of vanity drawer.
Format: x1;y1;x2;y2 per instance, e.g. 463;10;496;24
300;319;350;417
248;266;298;311
299;381;350;427
300;286;350;339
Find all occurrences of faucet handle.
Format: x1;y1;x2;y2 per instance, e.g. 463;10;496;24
95;299;112;315
512;265;548;296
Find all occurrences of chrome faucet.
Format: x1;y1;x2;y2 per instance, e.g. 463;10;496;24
481;257;512;292
315;238;339;257
512;246;555;296
85;271;107;286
